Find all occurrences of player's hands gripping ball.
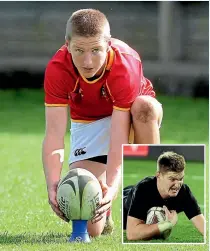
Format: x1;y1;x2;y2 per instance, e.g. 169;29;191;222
163;205;178;226
91;181;115;223
157;205;178;239
48;182;69;222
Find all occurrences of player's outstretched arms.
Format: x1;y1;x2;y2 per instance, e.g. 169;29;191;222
126;216;160;241
191;214;205;235
42;106;68;221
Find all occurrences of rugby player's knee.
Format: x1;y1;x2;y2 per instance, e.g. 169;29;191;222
131;96;161;123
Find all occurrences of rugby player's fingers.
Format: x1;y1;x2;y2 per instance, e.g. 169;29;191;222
48;192;69;222
48;190;62;213
163;205;171;220
91;200;111;223
100;196;112;206
91;213;105;224
91;207;109;223
49;202;69;222
163;205;170;215
170;210;176;218
48;186;59;207
96;200;111;215
170;211;178;225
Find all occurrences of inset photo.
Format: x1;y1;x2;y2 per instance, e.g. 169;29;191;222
122;145;206;244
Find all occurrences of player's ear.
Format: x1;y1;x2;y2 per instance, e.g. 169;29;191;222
156;171;160;178
65;38;71;53
107;38;111;52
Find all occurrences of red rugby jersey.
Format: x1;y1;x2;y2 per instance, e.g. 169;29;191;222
44;38;155;122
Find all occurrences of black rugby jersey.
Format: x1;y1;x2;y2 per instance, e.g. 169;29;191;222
123;176;201;229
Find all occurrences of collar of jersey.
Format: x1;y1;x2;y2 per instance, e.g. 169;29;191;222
78;47;115;84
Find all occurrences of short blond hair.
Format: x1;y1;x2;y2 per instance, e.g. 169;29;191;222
65;9;111;41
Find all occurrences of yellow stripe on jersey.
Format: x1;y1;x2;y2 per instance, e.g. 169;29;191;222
78;48;115;84
71;119;95;123
106;48;115;71
72;78;80;92
113;106;130;111
105;81;115;102
79;60;107;84
45;103;68;107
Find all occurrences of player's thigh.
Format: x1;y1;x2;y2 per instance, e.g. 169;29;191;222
70;160;106;182
70;160;107;237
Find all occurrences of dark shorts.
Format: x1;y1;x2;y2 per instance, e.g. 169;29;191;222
86;155;107;164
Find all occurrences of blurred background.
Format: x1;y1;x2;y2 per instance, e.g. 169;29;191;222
0;0;208;163
0;1;208;97
123;144;205;162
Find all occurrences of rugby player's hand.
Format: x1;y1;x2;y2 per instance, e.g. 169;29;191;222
48;182;69;222
163;205;178;226
91;181;114;223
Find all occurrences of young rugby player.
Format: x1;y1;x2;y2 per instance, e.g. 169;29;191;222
43;9;163;237
123;151;205;240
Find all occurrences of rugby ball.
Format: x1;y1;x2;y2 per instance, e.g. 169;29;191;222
146;207;172;239
57;168;102;220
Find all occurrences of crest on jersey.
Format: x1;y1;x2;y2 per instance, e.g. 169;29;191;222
101;85;109;101
79;88;84;97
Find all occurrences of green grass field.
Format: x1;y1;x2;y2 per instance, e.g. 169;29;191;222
123;159;205;244
0;89;209;251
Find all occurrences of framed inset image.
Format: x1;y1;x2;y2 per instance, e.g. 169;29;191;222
122;144;206;245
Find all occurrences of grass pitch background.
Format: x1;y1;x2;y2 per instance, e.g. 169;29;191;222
123;158;204;243
0;89;209;251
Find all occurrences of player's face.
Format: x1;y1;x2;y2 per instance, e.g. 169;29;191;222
157;171;184;198
67;35;109;78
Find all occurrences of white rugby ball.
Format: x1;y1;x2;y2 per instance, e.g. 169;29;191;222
146;207;166;224
146;207;172;239
57;168;102;220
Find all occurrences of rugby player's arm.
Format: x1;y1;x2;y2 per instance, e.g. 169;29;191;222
42;106;68;189
126;215;160;240
190;214;205;235
106;108;130;189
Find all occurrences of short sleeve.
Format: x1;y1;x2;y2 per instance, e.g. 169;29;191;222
140;77;156;98
138;61;155;97
44;63;69;107
106;64;140;111
106;56;155;111
182;185;201;220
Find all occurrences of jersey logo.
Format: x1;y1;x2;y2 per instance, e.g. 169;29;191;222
79;88;84;97
101;85;110;101
74;147;87;156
